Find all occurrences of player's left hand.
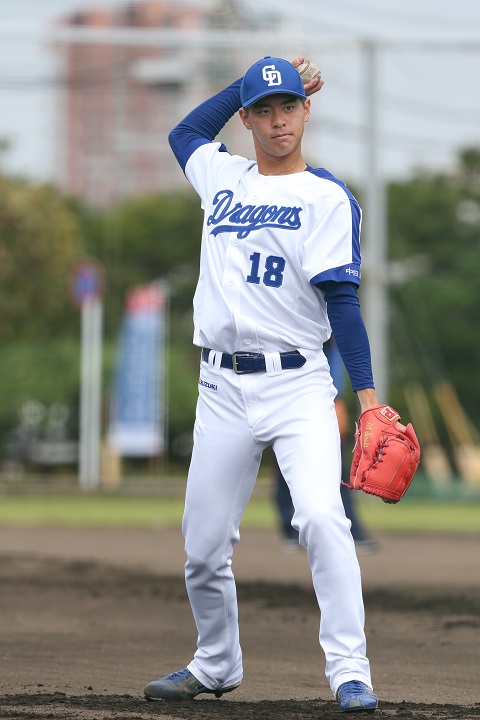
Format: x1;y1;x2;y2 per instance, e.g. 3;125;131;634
347;405;421;504
291;56;324;96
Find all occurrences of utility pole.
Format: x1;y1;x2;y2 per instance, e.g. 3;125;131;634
362;40;388;402
79;294;103;489
71;259;104;490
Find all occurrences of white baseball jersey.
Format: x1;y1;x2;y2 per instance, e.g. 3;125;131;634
185;142;361;355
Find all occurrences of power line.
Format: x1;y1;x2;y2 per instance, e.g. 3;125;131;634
0;72;471;152
0;59;130;89
0;79;477;154
3;47;480;126
315;0;480;33
244;0;480;40
326;70;480;126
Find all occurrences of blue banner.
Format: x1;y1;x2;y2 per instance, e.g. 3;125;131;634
108;282;167;456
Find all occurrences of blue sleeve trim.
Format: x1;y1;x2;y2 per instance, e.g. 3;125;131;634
316;281;374;391
168;79;242;172
310;263;361;287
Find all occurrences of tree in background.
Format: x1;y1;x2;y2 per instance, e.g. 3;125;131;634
77;191;205;461
0;176;84;339
1;145;480;473
79;192;203;343
388;147;480;446
0;175;86;459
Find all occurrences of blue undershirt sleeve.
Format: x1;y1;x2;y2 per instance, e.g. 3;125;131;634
316;280;375;392
168;79;243;173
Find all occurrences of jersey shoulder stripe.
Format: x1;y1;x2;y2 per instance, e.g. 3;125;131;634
306;166;359;205
307;166;362;270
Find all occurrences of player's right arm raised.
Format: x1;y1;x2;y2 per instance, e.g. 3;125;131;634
168;80;242;173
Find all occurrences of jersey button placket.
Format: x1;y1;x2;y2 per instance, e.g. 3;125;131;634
223;233;242;331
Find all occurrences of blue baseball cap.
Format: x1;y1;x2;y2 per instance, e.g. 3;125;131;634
240;56;306;109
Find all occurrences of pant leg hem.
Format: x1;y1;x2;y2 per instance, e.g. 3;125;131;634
187;660;243;692
331;672;373;698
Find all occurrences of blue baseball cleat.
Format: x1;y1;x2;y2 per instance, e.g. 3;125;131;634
144;667;240;701
336;680;378;712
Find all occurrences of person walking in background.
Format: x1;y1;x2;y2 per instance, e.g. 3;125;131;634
275;338;377;552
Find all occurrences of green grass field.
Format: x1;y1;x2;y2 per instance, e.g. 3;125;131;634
0;493;478;532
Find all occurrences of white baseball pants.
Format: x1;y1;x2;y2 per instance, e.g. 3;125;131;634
183;348;372;697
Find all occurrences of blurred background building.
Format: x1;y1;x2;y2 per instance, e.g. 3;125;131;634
56;0;277;204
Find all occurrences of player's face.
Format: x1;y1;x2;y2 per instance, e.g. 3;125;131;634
240;94;310;161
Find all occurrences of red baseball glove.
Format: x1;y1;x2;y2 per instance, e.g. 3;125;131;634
347;405;421;504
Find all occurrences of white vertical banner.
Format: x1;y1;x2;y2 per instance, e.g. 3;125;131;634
70;258;104;490
79;296;103;488
108;281;168;457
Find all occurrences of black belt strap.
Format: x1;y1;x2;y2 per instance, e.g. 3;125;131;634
201;348;306;374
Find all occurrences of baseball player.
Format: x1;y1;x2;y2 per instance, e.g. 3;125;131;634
144;55;384;712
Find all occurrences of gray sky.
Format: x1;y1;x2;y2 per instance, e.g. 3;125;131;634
1;0;480;186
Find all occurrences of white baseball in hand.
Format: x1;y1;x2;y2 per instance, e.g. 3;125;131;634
296;60;322;86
